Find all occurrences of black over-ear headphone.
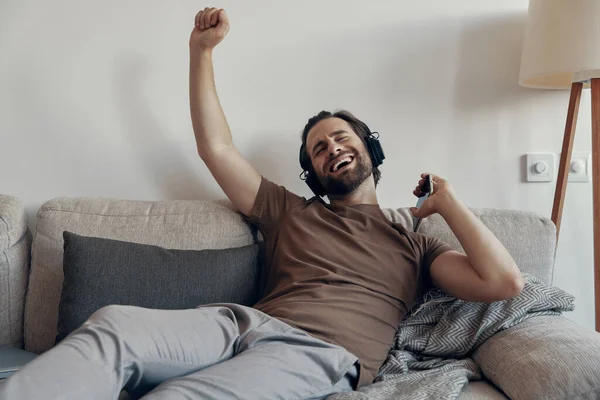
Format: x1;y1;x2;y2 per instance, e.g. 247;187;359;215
299;131;385;197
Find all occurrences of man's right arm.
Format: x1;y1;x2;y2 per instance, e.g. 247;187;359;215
189;8;261;218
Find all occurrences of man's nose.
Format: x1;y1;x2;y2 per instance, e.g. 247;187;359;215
328;142;344;157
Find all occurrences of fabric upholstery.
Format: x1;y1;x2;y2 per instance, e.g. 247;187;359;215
25;197;256;354
0;196;28;251
473;315;600;400
0;195;31;348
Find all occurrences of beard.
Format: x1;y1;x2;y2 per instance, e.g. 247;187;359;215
319;151;372;196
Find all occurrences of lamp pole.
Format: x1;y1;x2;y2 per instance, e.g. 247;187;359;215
552;78;600;332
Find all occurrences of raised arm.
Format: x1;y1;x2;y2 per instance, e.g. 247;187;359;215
189;7;261;217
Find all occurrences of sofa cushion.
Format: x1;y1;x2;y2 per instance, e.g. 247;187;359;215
25;198;257;354
57;231;261;343
473;315;600;400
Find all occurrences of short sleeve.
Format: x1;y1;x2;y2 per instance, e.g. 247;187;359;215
245;176;306;237
415;233;454;294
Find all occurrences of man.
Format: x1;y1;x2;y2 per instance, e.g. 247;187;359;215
0;7;524;400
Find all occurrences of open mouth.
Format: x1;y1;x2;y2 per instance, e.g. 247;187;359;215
329;155;355;174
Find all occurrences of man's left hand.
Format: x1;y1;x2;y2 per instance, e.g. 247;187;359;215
410;172;456;219
411;172;524;302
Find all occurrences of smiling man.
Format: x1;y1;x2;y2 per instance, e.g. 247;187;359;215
302;116;375;199
0;7;524;400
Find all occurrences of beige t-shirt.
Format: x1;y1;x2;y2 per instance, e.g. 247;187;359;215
247;177;452;388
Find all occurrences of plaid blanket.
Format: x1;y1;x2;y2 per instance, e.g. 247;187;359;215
328;273;575;400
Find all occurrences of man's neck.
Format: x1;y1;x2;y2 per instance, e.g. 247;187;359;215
327;179;378;207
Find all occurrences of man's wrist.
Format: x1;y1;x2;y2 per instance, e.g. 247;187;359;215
435;191;463;218
190;48;213;62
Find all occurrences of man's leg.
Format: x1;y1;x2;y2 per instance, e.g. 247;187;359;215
0;304;271;400
142;317;359;400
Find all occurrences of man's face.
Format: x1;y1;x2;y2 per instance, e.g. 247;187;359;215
305;117;372;196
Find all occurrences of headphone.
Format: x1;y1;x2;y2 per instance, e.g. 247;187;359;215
299;131;385;197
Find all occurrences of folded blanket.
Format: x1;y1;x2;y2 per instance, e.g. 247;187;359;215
328;273;575;400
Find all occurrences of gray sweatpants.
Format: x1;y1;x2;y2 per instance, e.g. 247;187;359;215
0;303;359;400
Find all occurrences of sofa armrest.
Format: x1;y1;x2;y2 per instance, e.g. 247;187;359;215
0;195;31;348
473;315;600;400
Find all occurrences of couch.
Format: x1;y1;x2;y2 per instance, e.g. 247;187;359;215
1;193;600;399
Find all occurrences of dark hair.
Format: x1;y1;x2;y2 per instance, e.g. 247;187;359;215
299;110;382;188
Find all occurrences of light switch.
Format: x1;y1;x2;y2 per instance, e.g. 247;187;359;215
526;153;554;182
566;151;590;182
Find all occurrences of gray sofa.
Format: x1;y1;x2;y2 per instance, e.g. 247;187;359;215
1;193;600;399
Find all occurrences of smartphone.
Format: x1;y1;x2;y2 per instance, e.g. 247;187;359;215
413;175;433;232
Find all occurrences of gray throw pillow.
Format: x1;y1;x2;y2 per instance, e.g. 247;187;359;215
57;231;261;343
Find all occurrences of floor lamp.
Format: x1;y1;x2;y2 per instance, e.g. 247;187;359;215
519;0;600;332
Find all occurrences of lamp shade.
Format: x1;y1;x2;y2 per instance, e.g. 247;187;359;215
519;0;600;89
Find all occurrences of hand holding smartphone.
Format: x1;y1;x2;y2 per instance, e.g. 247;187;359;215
413;174;433;232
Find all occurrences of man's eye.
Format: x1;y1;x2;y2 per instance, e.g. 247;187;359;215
336;136;348;141
316;148;324;155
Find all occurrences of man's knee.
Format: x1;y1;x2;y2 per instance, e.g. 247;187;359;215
86;305;132;326
65;305;149;356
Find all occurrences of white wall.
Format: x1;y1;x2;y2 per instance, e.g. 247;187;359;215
0;0;594;330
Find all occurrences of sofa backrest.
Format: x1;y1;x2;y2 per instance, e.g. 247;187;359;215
24;197;556;354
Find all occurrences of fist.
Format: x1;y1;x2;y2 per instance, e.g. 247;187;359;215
190;8;230;52
410;173;455;219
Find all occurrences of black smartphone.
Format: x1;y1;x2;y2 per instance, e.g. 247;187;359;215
413;175;433;232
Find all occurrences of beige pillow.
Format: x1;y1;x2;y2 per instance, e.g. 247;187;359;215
473;315;600;400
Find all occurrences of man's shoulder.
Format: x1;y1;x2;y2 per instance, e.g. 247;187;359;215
287;194;324;213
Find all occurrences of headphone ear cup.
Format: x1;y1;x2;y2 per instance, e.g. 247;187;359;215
300;144;326;197
366;136;385;168
367;138;377;166
375;139;385;166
